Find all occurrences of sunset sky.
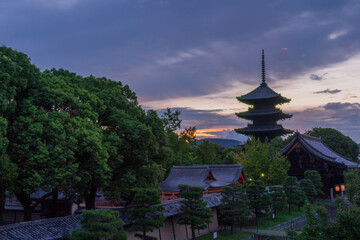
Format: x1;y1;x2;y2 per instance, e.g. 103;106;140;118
1;0;359;142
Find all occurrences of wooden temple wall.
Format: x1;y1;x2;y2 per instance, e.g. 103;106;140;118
125;208;219;240
287;147;346;198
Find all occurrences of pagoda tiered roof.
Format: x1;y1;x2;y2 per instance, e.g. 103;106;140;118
235;50;292;141
237;82;290;105
236;108;292;121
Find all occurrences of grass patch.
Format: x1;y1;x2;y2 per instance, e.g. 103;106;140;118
197;230;253;240
249;207;306;230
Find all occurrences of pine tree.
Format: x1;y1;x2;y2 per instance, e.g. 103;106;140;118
304;170;323;195
268;186;286;218
177;185;213;240
246;180;270;226
128;188;165;240
300;179;317;203
70;209;126;240
283;176;304;213
220;183;251;234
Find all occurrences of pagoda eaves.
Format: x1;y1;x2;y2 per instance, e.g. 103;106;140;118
235;50;292;142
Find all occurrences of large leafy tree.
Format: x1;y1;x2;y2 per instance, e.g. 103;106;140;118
128;188;165;240
77;75;167;203
305;127;358;161
70;209;126;240
220;183;251;234
246;180;270;226
240;138;289;185
177;185;213;240
0;47;56;220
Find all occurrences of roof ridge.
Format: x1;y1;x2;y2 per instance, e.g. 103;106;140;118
0;214;81;230
173;165;209;169
301;134;322;141
298;134;336;161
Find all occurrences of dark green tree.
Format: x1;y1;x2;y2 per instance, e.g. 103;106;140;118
220;183;251;234
246;180;270;225
162;108;181;133
344;169;360;206
240;138;289;185
291;203;329;240
268;186;286;218
300;179;317;203
284;176;304;213
304;170;323;195
177;185;213;240
193;139;223;165
70;209;126;240
305;127;358;161
180;126;197;144
128;188;165;240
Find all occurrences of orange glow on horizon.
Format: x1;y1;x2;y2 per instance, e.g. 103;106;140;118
195;128;233;138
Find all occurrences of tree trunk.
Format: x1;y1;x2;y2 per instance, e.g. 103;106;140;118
15;192;32;221
50;188;58;218
85;184;97;210
230;223;234;235
143;230;146;240
191;226;196;240
288;204;291;214
255;211;259;226
0;187;5;225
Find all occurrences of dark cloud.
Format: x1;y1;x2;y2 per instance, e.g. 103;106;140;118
314;89;341;94
1;0;360;101
310;73;327;80
287;102;360;142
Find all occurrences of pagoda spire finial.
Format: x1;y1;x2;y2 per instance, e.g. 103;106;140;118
261;49;266;84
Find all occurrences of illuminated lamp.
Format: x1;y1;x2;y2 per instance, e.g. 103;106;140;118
341;184;345;191
261;173;265;177
335;185;340;192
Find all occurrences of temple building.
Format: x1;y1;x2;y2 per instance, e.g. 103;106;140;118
235;50;292;142
280;132;359;198
159;165;245;201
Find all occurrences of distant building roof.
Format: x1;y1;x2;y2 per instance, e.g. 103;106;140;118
0;194;222;240
159;165;243;192
280;132;359;168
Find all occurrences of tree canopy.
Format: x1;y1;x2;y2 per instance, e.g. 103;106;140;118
239;138;289;185
70;209;126;240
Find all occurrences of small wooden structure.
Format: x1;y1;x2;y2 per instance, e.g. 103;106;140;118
159;165;245;201
280;132;359;198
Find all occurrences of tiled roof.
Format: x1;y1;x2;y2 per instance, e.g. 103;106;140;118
159;165;244;192
0;194;222;240
280;132;359;168
237;83;290;104
0;215;82;240
159;166;210;192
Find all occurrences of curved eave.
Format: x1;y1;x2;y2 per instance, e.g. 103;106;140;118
235;125;293;133
237;83;291;105
236;110;292;120
237;96;290;105
280;133;355;167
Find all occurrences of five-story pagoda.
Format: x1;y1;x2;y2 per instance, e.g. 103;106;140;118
235;50;292;142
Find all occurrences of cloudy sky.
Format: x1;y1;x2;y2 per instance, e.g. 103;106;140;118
1;0;360;142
